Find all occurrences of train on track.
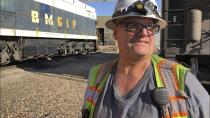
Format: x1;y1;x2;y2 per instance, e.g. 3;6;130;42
161;0;210;91
0;0;97;66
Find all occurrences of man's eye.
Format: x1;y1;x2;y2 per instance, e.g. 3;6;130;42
127;25;137;31
146;26;152;30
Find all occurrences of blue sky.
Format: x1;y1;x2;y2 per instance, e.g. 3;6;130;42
87;0;162;16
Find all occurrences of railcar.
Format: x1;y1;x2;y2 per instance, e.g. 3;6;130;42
0;0;97;65
161;0;210;92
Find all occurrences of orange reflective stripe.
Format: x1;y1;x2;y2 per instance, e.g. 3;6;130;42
87;97;96;106
167;112;188;118
88;86;102;93
169;96;187;101
157;59;166;87
89;86;96;90
172;64;180;90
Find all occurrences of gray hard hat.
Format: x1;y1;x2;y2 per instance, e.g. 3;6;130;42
105;0;167;29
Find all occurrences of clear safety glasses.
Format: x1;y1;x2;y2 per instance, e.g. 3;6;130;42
120;22;160;34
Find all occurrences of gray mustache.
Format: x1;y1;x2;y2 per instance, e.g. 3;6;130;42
129;33;153;43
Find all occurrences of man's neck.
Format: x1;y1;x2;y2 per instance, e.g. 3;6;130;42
117;57;151;76
115;56;152;96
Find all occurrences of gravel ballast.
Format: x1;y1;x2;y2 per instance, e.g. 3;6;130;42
0;46;119;118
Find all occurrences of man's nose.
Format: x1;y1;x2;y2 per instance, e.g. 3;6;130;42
141;28;150;36
135;28;149;37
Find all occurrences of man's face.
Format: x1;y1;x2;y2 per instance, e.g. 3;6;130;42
113;17;157;58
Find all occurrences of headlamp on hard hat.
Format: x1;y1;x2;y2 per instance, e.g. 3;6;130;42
134;1;144;10
144;1;157;11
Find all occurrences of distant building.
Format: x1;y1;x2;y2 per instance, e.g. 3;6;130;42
96;16;116;45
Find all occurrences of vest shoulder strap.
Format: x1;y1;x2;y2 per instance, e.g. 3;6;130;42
82;60;117;118
88;60;116;86
152;54;190;118
152;54;190;90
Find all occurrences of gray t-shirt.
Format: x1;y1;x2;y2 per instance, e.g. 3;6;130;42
93;64;209;118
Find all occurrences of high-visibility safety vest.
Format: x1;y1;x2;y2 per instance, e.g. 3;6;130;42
82;54;190;118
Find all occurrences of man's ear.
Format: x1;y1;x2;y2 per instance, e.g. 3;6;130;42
113;26;118;40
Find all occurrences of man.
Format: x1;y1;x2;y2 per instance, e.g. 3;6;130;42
82;0;210;118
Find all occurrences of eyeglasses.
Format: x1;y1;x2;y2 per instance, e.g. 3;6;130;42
120;22;160;34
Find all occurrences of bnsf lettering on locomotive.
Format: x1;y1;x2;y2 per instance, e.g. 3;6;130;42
31;10;76;30
66;19;69;28
31;10;39;23
57;17;63;27
45;14;54;25
72;20;76;30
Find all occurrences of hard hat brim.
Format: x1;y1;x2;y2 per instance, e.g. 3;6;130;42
105;14;167;30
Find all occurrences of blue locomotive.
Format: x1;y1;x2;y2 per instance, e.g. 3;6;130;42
0;0;97;65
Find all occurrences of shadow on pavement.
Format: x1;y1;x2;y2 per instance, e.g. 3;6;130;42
16;52;119;79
